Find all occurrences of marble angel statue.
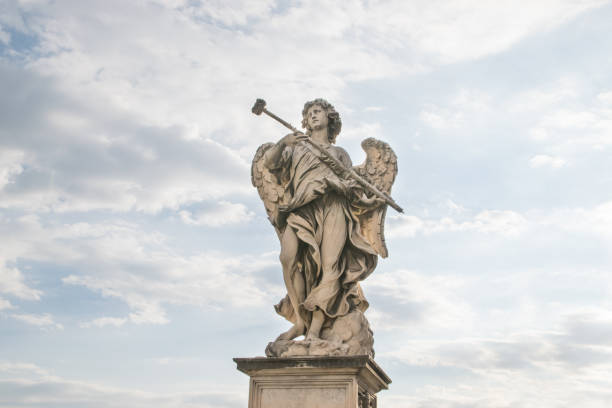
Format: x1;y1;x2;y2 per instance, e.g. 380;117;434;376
251;98;400;357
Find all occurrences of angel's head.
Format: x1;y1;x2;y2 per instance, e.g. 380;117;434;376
301;98;342;144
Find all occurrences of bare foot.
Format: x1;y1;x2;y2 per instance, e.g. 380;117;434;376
275;322;305;341
305;331;320;341
306;309;324;340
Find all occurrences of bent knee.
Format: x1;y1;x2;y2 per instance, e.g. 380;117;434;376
321;260;339;273
279;252;295;268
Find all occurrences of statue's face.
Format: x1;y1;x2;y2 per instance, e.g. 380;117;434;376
306;104;328;131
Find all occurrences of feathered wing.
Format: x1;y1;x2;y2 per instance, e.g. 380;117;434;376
251;143;288;238
352;138;398;258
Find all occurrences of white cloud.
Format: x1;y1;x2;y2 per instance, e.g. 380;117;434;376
388;209;528;238
0;0;604;216
529;154;567;169
0;297;13;310
0;214;280;326
5;0;601;134
127;301;169;325
61;246;276;325
597;90;612;104
45;108;91;132
541;201;612;238
175;0;276;26
379;308;612;408
178;201;254;227
0;102;253;213
151;357;199;366
388;199;612;242
519;86;612;155
369;0;608;64
444;199;466;214
0;2;27;33
510;77;580;113
424;81;612;172
470;210;528;235
10;313;63;329
419;107;463;130
0;361;244;408
0;26;10;45
0;362;50;378
0;260;42;301
340;122;383;142
0;149;24;191
79;317;128;329
364;269;472;332
419;89;493;130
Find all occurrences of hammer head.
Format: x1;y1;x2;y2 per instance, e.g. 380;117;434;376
251;98;266;115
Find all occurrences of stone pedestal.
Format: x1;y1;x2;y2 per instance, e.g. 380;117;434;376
234;355;391;408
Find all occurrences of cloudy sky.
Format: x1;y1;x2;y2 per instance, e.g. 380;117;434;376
2;0;612;407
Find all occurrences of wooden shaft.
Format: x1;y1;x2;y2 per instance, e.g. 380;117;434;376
263;108;299;133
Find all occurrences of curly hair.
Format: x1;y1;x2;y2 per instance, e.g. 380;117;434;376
301;98;342;144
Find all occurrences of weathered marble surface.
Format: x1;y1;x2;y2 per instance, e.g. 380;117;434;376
234;355;391;408
252;98;399;354
265;310;374;358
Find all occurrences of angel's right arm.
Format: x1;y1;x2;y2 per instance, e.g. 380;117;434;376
263;141;286;170
264;132;304;170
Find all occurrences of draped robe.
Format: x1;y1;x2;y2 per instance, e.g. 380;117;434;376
270;141;378;327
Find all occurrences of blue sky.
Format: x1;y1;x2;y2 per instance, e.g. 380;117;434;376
2;0;612;407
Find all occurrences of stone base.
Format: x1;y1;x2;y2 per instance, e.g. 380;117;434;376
234;355;391;408
265;310;375;358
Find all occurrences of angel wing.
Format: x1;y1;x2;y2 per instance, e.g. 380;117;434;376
352;137;398;258
251;143;288;238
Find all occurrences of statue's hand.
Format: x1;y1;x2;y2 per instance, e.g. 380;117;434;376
356;193;386;208
280;132;308;146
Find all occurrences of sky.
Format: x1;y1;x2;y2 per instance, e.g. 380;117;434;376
1;0;612;407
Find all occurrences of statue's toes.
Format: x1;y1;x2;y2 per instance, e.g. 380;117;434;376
275;332;290;341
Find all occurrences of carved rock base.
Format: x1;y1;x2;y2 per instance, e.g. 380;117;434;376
234;355;391;408
265;310;375;358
